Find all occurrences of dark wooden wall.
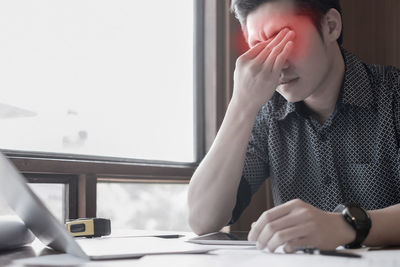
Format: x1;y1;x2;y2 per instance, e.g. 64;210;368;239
230;0;400;232
340;0;400;68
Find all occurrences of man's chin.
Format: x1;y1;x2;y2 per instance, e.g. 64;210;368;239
277;87;306;103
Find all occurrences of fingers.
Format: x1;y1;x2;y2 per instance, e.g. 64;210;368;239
263;32;295;73
249;199;304;242
251;28;288;64
253;209;309;250
248;200;332;253
283;237;310;253
239;39;272;61
263;223;311;252
248;205;291;242
256;29;294;66
238;27;292;62
272;41;294;73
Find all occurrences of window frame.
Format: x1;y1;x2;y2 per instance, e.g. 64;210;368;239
25;173;78;221
3;0;236;221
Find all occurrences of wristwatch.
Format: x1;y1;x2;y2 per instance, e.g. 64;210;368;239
334;203;371;248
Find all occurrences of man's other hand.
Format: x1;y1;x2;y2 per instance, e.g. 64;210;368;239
248;199;356;253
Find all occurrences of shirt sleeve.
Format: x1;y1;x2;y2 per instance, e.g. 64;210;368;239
228;106;270;225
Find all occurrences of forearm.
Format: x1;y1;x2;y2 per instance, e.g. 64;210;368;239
188;30;293;235
364;203;400;246
188;98;259;235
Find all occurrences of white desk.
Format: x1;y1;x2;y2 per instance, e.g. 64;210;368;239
2;231;399;267
134;248;400;267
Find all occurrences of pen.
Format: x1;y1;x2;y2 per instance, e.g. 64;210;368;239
112;234;185;239
154;234;185;239
295;247;362;258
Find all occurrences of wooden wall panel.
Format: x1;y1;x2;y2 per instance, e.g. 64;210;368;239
340;0;400;68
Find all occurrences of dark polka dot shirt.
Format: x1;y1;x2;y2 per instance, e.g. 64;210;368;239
230;49;400;224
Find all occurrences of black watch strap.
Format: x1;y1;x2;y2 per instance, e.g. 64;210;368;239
334;203;371;248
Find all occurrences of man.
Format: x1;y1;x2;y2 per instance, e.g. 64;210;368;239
188;0;400;252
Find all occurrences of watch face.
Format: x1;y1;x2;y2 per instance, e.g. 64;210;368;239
348;206;368;220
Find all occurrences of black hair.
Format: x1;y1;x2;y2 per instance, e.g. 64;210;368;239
231;0;343;45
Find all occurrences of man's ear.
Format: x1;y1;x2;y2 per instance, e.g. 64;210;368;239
322;8;342;44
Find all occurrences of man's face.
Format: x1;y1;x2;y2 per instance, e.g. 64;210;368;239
246;0;333;103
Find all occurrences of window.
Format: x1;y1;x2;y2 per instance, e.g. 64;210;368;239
97;182;190;231
29;183;65;222
0;183;64;222
0;0;232;228
0;0;195;162
0;0;203;224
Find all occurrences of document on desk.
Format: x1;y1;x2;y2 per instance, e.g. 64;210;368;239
12;237;213;266
75;236;213;259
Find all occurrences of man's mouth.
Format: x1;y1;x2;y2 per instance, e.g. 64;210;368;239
279;77;299;85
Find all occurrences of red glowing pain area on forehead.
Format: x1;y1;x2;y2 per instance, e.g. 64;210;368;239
235;14;316;61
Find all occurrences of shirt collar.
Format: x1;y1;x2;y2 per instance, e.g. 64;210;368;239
270;93;297;121
272;48;375;121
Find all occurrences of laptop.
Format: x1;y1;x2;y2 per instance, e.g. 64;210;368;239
0;152;211;260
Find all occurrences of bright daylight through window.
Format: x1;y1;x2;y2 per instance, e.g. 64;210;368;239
0;0;194;162
97;183;190;231
0;183;64;222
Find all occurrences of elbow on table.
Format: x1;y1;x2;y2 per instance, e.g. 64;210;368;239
189;215;217;236
188;210;230;236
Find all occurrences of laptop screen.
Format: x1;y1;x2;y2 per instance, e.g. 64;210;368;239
0;152;88;259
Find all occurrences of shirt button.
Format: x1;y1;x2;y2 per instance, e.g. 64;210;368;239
319;134;327;142
324;177;331;185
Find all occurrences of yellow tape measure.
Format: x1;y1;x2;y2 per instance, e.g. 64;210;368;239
66;218;111;238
